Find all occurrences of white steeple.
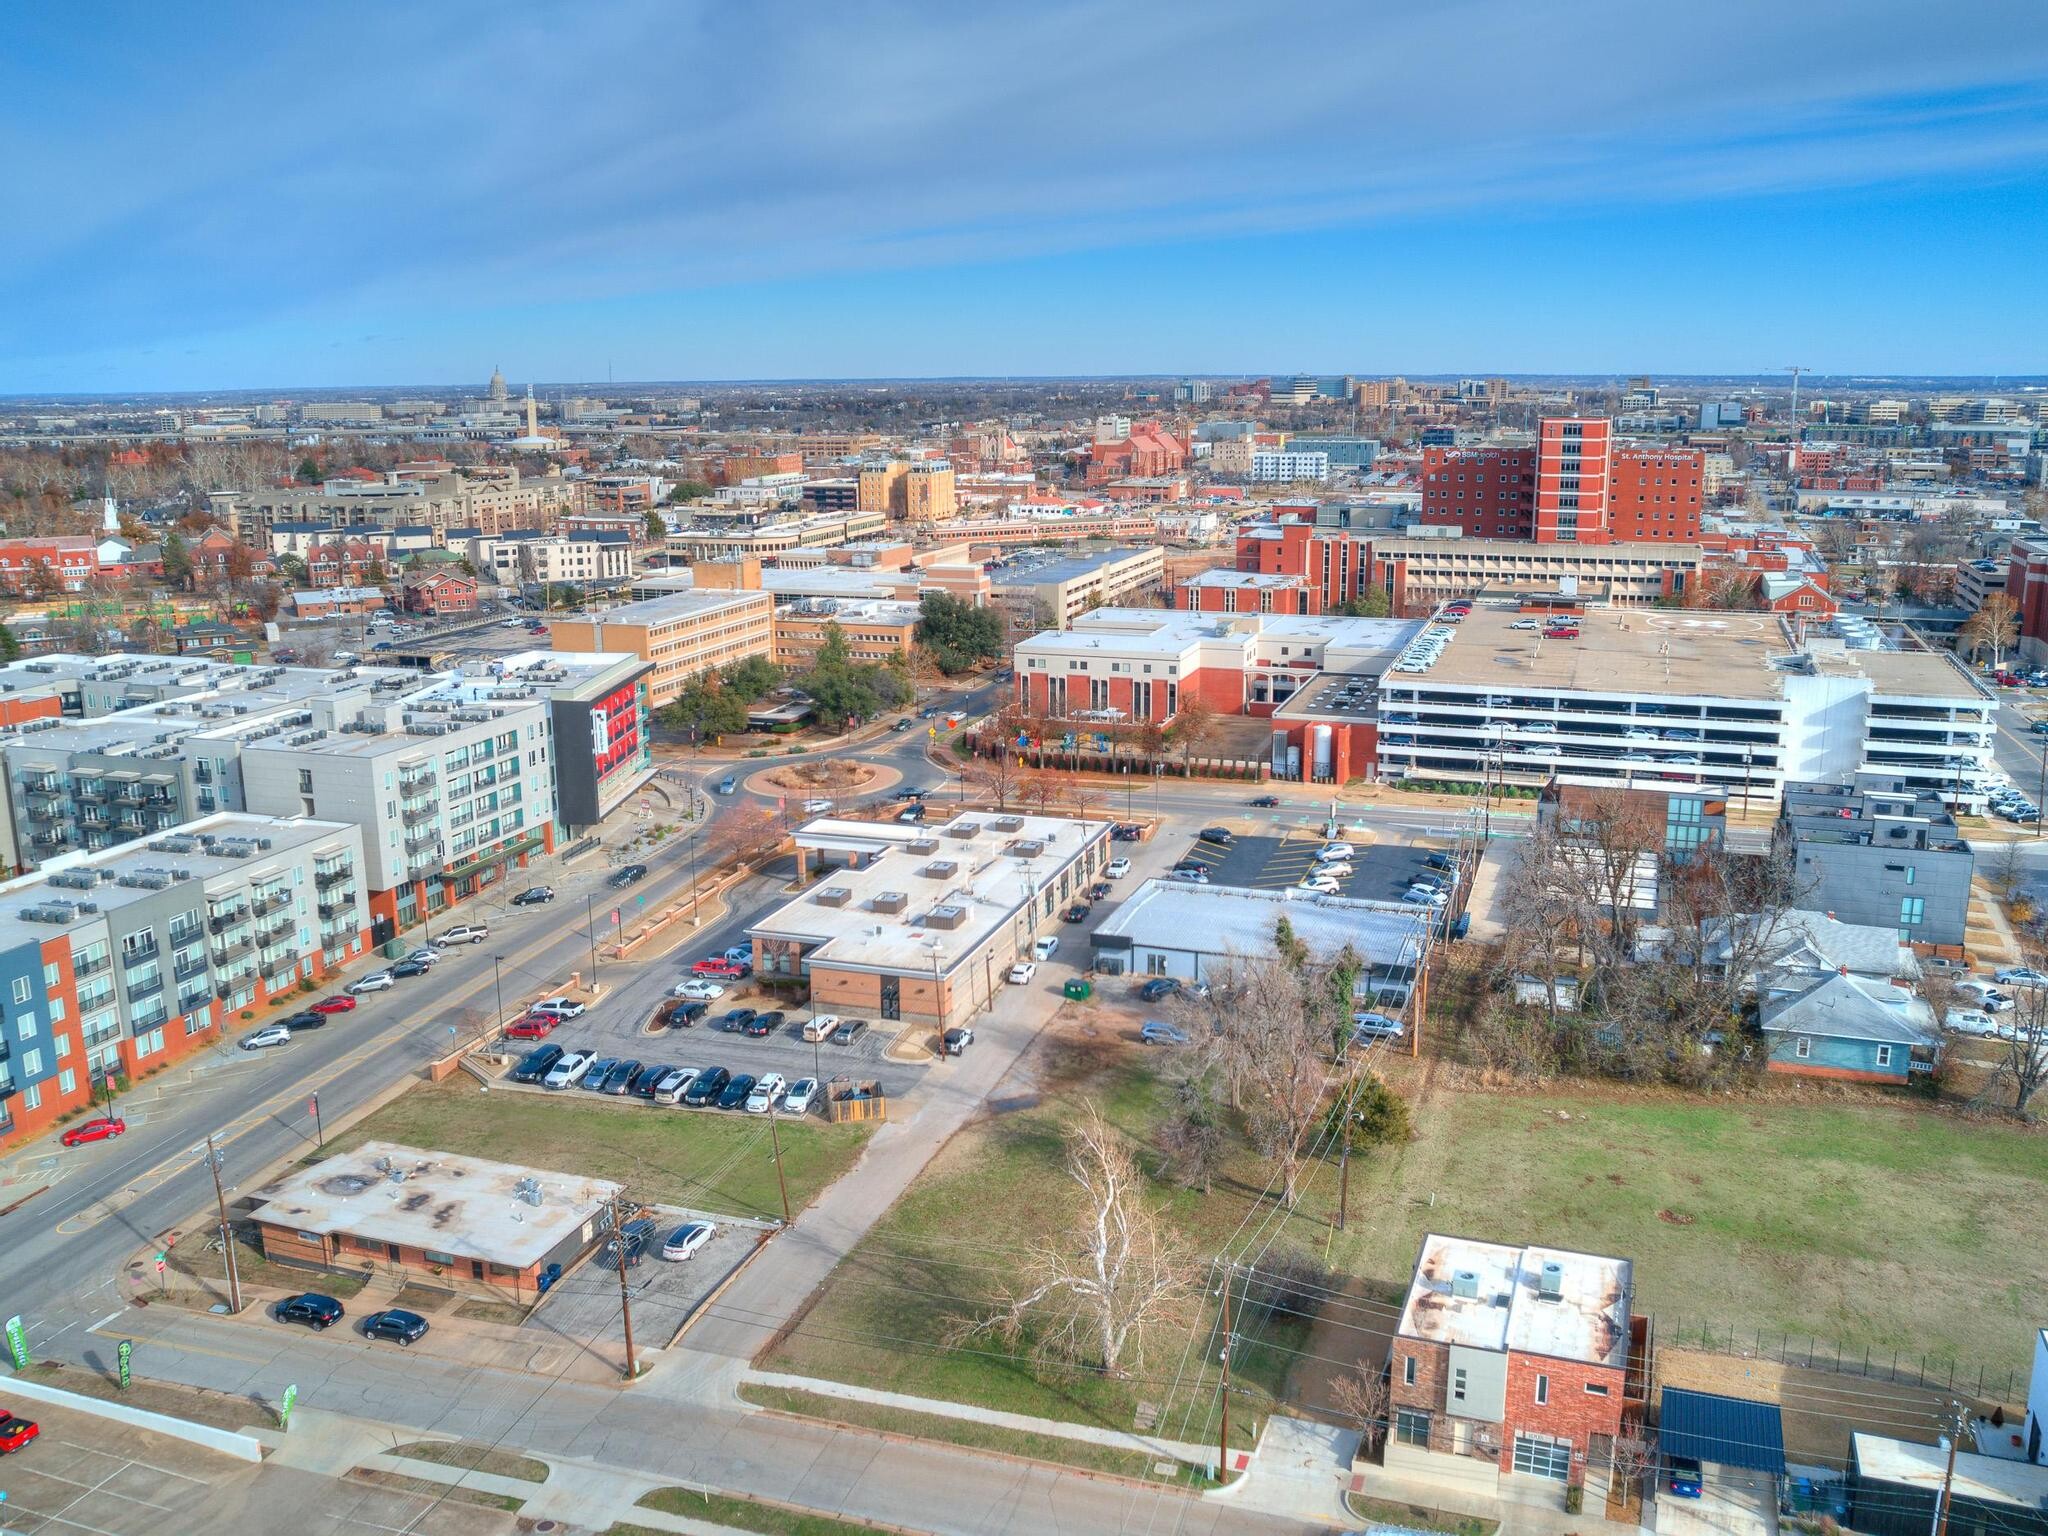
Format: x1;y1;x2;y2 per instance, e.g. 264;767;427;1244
526;384;538;439
102;489;120;535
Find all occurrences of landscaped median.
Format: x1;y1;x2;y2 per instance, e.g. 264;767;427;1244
625;1486;917;1535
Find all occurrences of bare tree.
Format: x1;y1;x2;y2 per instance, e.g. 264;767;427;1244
1169;695;1218;770
1960;592;2020;668
1609;1430;1657;1511
1329;1358;1391;1454
1495;819;1592;1027
1988;953;2048;1116
956;1103;1197;1376
965;742;1025;810
1205;959;1336;1208
1155;1067;1225;1193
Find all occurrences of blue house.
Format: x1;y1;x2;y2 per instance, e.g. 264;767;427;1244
1758;970;1941;1083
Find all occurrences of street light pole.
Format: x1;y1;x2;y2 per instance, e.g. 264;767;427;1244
585;894;599;982
767;1102;792;1226
492;954;505;1036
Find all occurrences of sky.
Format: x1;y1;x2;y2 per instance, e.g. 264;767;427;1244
8;0;2048;393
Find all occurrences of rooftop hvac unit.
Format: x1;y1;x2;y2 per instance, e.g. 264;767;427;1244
988;816;1025;833
1451;1269;1480;1300
870;891;909;915
515;1177;543;1208
906;838;940;855
812;887;852;907
1011;840;1046;859
925;904;968;930
945;822;981;839
1537;1260;1565;1301
920;860;958;880
47;870;100;890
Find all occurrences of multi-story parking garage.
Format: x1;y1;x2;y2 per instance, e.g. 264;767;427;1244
1373;608;1994;813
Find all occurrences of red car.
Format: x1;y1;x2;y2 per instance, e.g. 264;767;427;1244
60;1116;126;1147
504;1015;558;1039
691;957;748;979
1995;670;2022;686
0;1411;39;1453
310;995;358;1015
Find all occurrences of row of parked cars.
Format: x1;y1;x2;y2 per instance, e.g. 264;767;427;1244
508;1043;824;1114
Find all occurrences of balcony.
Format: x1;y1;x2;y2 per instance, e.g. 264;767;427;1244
314;864;354;890
255;916;294;948
71;953;109;980
122;939;160;966
398;767;435;793
74;784;107;803
173;957;209;983
125;973;164;1003
402;801;441;826
251;889;292;917
208;908;250;934
210;934;253;962
317;891;356;919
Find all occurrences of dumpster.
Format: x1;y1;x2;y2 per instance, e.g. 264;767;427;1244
1063;978;1093;1001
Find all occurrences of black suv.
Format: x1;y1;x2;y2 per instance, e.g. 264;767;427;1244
361;1309;430;1346
610;864;649;888
276;1293;345;1330
632;1063;670;1097
720;1008;757;1033
511;1044;565;1083
682;1066;730;1106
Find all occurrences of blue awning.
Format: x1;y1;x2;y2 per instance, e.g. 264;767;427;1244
1660;1388;1786;1476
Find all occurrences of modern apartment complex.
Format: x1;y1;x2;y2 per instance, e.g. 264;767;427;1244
989;546;1166;642
461;531;635;591
548;589;775;706
0;812;371;1148
238;691;555;934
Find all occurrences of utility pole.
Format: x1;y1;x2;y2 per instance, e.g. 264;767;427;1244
585;895;599;983
1217;1261;1234;1482
767;1102;792;1225
492;954;506;1036
205;1134;241;1312
1932;1400;1968;1536
1337;1130;1350;1232
612;1194;636;1380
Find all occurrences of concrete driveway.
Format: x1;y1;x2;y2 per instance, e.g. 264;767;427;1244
1654;1465;1780;1536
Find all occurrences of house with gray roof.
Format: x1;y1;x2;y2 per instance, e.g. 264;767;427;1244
1757;970;1940;1083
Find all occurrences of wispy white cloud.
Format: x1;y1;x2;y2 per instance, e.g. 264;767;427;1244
6;0;2048;374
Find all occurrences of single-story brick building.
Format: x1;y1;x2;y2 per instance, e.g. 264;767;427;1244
247;1141;620;1297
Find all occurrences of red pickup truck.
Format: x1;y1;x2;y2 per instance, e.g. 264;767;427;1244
691;957;750;979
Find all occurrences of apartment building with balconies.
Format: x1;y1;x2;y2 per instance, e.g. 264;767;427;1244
0;812;369;1151
239;695;554;937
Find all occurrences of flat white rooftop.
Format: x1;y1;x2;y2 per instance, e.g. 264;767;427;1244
1853;1433;2048;1505
1398;1233;1634;1369
251;1140;620;1271
1090;880;1428;970
754;810;1108;974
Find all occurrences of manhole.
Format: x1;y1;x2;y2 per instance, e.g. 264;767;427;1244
533;1521;560;1532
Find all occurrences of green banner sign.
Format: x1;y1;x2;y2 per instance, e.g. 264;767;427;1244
117;1339;132;1390
278;1383;298;1430
3;1314;27;1370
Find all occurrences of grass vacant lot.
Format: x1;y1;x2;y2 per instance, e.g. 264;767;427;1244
768;1023;2048;1448
323;1076;873;1221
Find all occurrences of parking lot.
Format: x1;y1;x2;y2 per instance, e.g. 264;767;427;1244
526;1203;765;1354
1173;830;1444;904
506;988;922;1111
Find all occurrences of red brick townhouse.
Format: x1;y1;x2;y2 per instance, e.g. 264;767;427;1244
0;538;100;595
1385;1234;1652;1503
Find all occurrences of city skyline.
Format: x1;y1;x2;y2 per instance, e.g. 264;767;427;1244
8;0;2048;391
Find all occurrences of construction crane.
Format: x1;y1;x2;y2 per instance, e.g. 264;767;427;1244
1782;365;1809;426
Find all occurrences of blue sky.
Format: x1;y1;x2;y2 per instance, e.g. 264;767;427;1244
8;0;2048;392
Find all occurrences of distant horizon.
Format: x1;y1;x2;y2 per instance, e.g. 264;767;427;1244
10;3;2048;392
10;370;2048;407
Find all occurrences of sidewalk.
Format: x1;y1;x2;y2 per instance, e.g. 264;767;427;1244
1210;1416;1357;1525
743;1368;1218;1466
